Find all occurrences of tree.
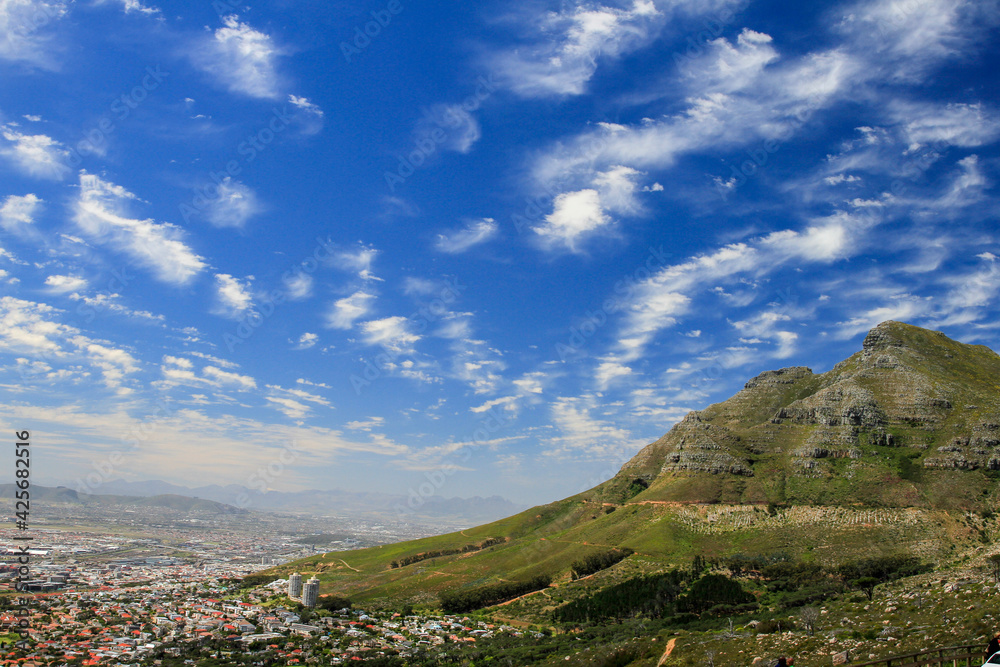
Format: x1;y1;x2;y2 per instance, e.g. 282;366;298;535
852;577;879;600
987;554;1000;583
799;607;820;635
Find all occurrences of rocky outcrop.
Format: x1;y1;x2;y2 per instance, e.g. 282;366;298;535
743;366;813;390
612;320;1000;508
656;418;752;476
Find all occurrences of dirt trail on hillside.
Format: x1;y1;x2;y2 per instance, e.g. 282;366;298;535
339;559;360;572
629;500;688;506
656;638;677;666
493;586;553;607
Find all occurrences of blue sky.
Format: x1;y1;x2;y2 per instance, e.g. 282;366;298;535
1;0;999;508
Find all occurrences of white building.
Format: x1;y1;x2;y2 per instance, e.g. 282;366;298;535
288;572;302;599
302;575;319;608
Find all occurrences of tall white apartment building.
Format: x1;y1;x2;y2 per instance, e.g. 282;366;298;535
302;576;320;608
288;572;302;599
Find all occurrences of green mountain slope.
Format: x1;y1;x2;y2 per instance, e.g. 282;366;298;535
268;322;1000;609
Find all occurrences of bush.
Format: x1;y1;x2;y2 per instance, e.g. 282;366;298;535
571;548;634;578
554;570;687;622
439;575;552;613
676;574;755;614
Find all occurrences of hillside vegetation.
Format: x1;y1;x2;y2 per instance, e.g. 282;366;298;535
266;322;1000;616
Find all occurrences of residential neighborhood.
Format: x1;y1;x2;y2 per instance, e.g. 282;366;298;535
0;526;528;665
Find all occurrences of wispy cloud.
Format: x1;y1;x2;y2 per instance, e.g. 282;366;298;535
492;0;663;97
325;290;376;330
0;194;42;235
191;15;283;99
202;179;261;228
0;0;68;67
434;218;499;253
0;125;71;179
291;332;318;350
212;273;255;320
359;316;420;353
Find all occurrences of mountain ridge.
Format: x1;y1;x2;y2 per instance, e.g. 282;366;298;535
53;478;527;526
265;321;1000;610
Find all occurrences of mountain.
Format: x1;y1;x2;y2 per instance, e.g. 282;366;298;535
593;319;1000;508
266;322;1000;609
0;485;247;514
81;479;526;526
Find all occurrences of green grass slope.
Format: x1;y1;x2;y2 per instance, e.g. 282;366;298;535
267;322;1000;611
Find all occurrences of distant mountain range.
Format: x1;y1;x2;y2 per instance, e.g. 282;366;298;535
0;485;246;514
54;479;527;526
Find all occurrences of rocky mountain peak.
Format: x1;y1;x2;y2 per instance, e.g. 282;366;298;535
861;320;909;351
604;321;1000;508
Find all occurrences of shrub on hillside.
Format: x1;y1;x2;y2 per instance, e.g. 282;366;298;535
570;548;635;579
439;575;552;613
676;573;756;614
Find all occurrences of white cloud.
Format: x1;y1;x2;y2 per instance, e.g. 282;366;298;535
187;350;238;369
326;291;376;330
289;94;323;117
100;0;159;13
289;94;324;134
0;296;139;390
345;416;385;431
266;384;331;410
533;189;611;252
0;193;42;234
530;30;857;200
837;0;997;78
44;274;87;293
297;378;331;389
73;173;206;285
283;271;313;300
203;365;256;391
75;339;140;390
825;173;861;185
543;394;640;458
264;395;313;420
0;0;68;67
0;296;72;356
760;220;850;261
730;311;799;358
163;355;192;369
512;371;548;395
359;316;420;353
594;358;633;389
212;273;254;319
330;244;380;282
295;378;333;389
14;401;410;490
493;0;663;97
434;218;498;253
471;396;518;415
416;104;482;153
616;214;866;361
0;125;71;179
67;293;165;322
292;332;318;350
835;294;932;338
193;15;282;99
202;179;261;228
894;102;1000;149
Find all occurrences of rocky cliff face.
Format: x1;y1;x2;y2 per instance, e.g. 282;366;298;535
603;321;1000;508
